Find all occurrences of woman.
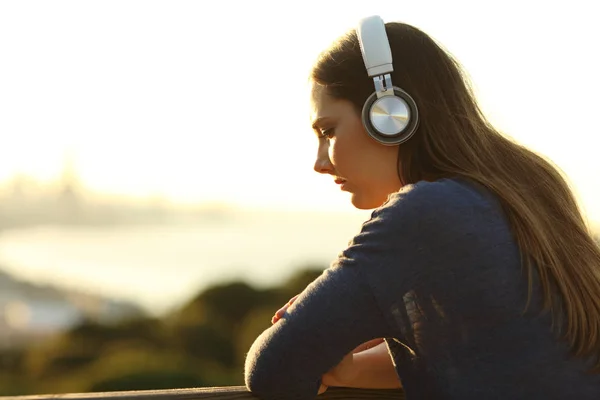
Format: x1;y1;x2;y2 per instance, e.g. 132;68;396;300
244;15;600;399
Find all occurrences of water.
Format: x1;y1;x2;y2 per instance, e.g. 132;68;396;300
0;209;370;316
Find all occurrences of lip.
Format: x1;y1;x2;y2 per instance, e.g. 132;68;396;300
334;178;348;191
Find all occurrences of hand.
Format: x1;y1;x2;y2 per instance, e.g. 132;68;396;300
271;294;299;324
318;338;385;394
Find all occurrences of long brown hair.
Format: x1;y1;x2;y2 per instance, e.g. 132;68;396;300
311;22;600;368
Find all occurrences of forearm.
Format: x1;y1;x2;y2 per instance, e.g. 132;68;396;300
324;342;402;389
244;266;393;400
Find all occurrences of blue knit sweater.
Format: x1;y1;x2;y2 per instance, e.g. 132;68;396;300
244;178;600;399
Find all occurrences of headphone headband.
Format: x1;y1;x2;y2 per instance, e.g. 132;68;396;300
357;15;420;145
356;16;394;77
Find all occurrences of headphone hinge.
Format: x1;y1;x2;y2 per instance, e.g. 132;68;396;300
374;73;395;98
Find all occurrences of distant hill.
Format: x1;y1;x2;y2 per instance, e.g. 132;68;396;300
0;267;145;348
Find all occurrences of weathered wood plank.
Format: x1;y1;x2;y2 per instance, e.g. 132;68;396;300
1;386;405;400
320;387;404;399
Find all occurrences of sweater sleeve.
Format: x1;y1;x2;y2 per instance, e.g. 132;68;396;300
244;263;393;400
243;183;433;400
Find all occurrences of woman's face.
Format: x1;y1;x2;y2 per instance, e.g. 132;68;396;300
310;83;402;209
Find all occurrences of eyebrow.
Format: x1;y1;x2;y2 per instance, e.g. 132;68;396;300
311;117;331;131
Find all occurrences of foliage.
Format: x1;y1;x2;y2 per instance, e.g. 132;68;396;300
0;266;325;395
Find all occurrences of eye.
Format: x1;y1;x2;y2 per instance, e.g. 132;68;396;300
319;128;335;139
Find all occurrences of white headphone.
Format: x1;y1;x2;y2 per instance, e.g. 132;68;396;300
357;16;419;145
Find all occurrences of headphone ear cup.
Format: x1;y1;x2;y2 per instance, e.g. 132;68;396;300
362;87;419;145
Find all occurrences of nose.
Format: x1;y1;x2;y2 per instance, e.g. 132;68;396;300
313;141;334;175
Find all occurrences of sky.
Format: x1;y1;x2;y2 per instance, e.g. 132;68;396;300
1;0;599;223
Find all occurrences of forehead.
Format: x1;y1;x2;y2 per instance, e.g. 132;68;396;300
309;83;340;121
310;83;328;113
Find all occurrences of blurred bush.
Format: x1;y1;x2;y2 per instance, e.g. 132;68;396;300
0;265;325;395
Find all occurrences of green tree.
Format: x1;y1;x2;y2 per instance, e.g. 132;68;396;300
24;317;167;381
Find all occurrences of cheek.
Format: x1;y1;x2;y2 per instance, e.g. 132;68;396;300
329;118;371;174
329;133;367;173
328;138;349;169
327;140;335;162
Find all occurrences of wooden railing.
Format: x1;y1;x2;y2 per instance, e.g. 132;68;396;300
1;386;405;400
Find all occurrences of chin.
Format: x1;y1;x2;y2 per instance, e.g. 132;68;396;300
350;193;386;210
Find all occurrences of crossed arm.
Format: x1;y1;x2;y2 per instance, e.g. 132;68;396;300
273;299;401;392
244;264;403;400
324;339;402;390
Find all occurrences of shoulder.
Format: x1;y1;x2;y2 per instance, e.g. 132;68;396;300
351;177;513;256
388;177;496;209
335;177;516;298
341;178;505;257
372;177;501;229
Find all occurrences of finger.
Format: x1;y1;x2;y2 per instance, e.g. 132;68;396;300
275;295;300;318
288;294;300;304
277;295;299;315
274;307;287;318
272;307;288;324
272;294;302;325
317;383;328;395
